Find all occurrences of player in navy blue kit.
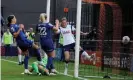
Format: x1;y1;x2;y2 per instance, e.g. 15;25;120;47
7;15;42;75
36;13;59;74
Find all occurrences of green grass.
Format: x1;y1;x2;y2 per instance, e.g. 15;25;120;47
1;57;78;80
1;57;133;80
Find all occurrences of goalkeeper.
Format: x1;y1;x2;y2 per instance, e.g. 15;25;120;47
29;54;49;76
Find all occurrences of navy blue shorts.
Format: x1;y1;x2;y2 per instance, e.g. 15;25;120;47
40;39;54;53
17;39;33;52
63;43;75;51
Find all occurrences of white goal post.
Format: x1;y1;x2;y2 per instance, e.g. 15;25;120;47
46;0;51;22
74;0;82;78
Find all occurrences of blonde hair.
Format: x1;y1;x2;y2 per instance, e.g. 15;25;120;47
39;13;47;22
61;17;67;21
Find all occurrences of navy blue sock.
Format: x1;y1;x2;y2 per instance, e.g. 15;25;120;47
50;57;55;69
46;57;53;69
36;49;41;61
24;56;29;69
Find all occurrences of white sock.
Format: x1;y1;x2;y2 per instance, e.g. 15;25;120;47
64;63;68;75
82;51;91;59
51;69;54;72
65;63;68;71
25;69;29;72
65;63;68;68
18;54;22;62
22;56;25;62
51;69;56;72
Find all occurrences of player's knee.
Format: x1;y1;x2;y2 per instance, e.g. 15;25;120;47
24;52;29;56
22;50;29;56
51;53;55;58
48;54;55;58
35;45;39;49
38;65;43;69
48;51;55;58
64;53;70;60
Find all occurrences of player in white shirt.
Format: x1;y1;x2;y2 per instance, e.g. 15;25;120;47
56;17;95;75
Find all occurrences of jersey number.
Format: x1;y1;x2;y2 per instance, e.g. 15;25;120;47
38;27;47;36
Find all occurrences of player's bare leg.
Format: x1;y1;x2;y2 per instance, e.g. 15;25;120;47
79;47;96;61
32;43;43;65
32;43;45;69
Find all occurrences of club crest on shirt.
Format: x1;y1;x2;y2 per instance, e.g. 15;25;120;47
10;27;15;32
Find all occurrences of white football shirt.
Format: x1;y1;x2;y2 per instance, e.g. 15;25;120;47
58;25;76;46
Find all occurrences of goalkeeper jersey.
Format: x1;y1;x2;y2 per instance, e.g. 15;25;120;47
41;56;48;67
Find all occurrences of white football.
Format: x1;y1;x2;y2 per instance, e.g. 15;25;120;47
122;36;130;44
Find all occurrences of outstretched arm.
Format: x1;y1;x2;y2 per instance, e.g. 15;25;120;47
80;31;89;35
71;26;89;35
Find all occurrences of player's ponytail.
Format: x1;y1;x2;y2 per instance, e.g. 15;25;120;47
7;15;14;27
39;13;47;23
7;23;10;27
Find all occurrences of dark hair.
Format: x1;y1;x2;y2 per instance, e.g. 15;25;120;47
7;15;14;27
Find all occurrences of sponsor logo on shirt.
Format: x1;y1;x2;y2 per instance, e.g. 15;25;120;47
62;30;71;34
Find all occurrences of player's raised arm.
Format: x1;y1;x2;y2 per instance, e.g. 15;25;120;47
54;29;60;34
53;19;59;31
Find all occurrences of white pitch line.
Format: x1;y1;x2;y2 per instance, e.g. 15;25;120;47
1;59;88;80
82;76;133;80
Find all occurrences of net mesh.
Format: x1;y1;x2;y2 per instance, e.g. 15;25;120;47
52;0;133;80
